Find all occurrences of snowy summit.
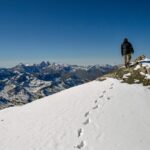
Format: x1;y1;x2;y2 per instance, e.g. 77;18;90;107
0;77;150;150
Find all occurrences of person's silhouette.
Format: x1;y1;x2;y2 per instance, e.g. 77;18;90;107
121;38;134;68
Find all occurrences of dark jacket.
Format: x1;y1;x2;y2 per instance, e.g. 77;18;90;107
121;40;134;56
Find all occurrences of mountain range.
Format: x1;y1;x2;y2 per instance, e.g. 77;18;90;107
0;61;117;109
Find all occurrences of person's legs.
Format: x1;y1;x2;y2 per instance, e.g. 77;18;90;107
126;54;132;67
128;53;132;63
124;55;128;68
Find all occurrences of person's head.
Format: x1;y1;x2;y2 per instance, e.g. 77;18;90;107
124;38;128;42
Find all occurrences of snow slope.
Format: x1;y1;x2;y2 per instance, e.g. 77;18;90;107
0;78;150;150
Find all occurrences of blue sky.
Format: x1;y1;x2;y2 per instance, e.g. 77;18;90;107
0;0;150;67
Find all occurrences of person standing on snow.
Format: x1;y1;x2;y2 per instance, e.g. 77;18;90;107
121;38;134;68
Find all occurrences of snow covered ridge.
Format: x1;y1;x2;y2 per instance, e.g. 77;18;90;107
0;78;150;150
99;57;150;86
0;61;117;110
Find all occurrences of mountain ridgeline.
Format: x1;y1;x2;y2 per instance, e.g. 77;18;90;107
0;61;117;109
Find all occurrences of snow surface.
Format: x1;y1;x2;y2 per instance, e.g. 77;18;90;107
134;65;141;70
0;78;150;150
140;58;150;68
145;74;150;80
123;73;131;79
134;79;140;83
142;58;150;62
140;72;146;76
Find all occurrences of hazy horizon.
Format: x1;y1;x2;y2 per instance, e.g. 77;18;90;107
0;56;121;68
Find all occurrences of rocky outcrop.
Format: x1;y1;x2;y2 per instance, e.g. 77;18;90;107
97;56;150;86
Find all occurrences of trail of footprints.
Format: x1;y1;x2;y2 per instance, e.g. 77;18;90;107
74;83;114;149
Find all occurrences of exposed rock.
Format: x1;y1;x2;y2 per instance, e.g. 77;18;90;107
135;55;146;63
98;56;150;86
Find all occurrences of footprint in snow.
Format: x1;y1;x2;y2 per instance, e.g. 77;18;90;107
83;118;90;125
78;128;83;138
111;83;114;86
99;95;103;98
95;100;98;103
74;141;86;149
84;111;90;117
109;87;113;89
92;105;99;110
107;97;111;100
103;90;106;94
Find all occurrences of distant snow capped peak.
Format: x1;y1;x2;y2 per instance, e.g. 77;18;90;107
39;61;50;68
17;63;25;67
